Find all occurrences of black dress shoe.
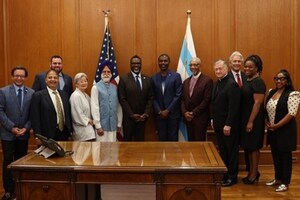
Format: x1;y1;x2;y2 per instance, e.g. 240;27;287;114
222;178;237;187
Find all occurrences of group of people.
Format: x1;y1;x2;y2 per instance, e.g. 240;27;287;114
0;51;299;199
210;52;300;194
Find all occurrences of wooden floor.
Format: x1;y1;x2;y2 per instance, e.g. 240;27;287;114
1;156;300;199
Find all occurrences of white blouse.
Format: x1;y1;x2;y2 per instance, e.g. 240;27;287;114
70;88;96;141
266;91;300;125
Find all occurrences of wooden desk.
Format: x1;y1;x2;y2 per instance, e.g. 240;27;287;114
9;142;226;200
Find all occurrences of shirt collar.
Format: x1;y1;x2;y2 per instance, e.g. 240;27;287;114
192;72;201;79
131;71;141;78
231;70;241;76
13;84;24;91
46;86;58;94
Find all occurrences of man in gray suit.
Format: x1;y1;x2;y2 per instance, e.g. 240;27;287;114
0;66;34;200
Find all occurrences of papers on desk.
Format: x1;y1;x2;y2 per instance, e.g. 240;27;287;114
34;145;56;158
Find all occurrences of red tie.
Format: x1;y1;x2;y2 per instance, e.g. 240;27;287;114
236;73;242;88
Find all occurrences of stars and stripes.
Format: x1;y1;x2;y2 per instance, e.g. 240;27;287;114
94;23;119;85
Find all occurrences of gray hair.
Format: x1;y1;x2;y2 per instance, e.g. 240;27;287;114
74;72;88;84
190;57;201;64
229;51;244;63
214;59;227;68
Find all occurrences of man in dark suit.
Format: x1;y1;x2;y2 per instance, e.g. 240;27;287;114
181;57;213;141
152;54;182;141
0;66;34;200
228;51;250;172
211;60;240;187
32;55;73;97
30;69;72;142
118;55;153;141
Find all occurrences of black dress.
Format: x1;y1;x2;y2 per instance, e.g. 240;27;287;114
240;76;266;150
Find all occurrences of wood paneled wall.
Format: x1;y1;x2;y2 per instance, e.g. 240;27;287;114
1;0;299;142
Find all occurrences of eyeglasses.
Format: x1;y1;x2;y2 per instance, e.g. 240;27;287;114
13;75;26;78
273;77;286;81
189;63;200;67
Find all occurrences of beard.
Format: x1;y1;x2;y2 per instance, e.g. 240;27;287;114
101;74;112;83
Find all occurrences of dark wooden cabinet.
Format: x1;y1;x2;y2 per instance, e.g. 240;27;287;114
20;183;72;200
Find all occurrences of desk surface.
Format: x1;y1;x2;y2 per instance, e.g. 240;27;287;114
10;141;226;172
9;142;226;200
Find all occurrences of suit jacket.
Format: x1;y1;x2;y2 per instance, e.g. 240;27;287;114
227;70;246;123
151;70;182;119
211;75;240;132
0;85;34;141
228;70;247;87
30;89;72;140
32;72;73;97
118;72;153;119
181;73;213;122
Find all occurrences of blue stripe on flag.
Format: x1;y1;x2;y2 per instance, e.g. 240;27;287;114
177;15;197;141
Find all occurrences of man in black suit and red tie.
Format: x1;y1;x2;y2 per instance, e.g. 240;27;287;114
118;55;153;141
228;51;250;172
211;60;240;187
30;69;72;142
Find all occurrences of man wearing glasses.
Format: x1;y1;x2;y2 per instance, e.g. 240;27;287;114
181;57;213;141
0;66;34;200
118;55;153;141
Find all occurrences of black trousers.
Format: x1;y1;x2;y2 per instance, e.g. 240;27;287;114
216;130;239;179
122;119;146;141
155;117;179;141
271;146;292;185
1;139;28;194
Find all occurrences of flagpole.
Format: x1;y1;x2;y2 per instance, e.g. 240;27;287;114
102;9;110;27
102;10;110;60
177;9;196;141
187;10;191;17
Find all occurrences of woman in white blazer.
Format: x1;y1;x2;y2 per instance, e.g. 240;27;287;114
70;73;96;141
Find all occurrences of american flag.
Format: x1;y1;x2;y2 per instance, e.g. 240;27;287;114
95;23;119;85
95;22;122;141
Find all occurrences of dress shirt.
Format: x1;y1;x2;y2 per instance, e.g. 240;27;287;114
47;87;65;124
131;72;142;90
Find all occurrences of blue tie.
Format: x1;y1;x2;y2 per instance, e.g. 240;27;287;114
18;88;22;109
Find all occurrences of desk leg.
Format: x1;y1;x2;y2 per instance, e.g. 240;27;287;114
95;184;101;200
156;183;163;200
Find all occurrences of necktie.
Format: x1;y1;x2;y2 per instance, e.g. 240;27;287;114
59;74;65;90
189;77;197;97
53;91;64;131
135;75;141;90
17;88;22;109
236;73;242;88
